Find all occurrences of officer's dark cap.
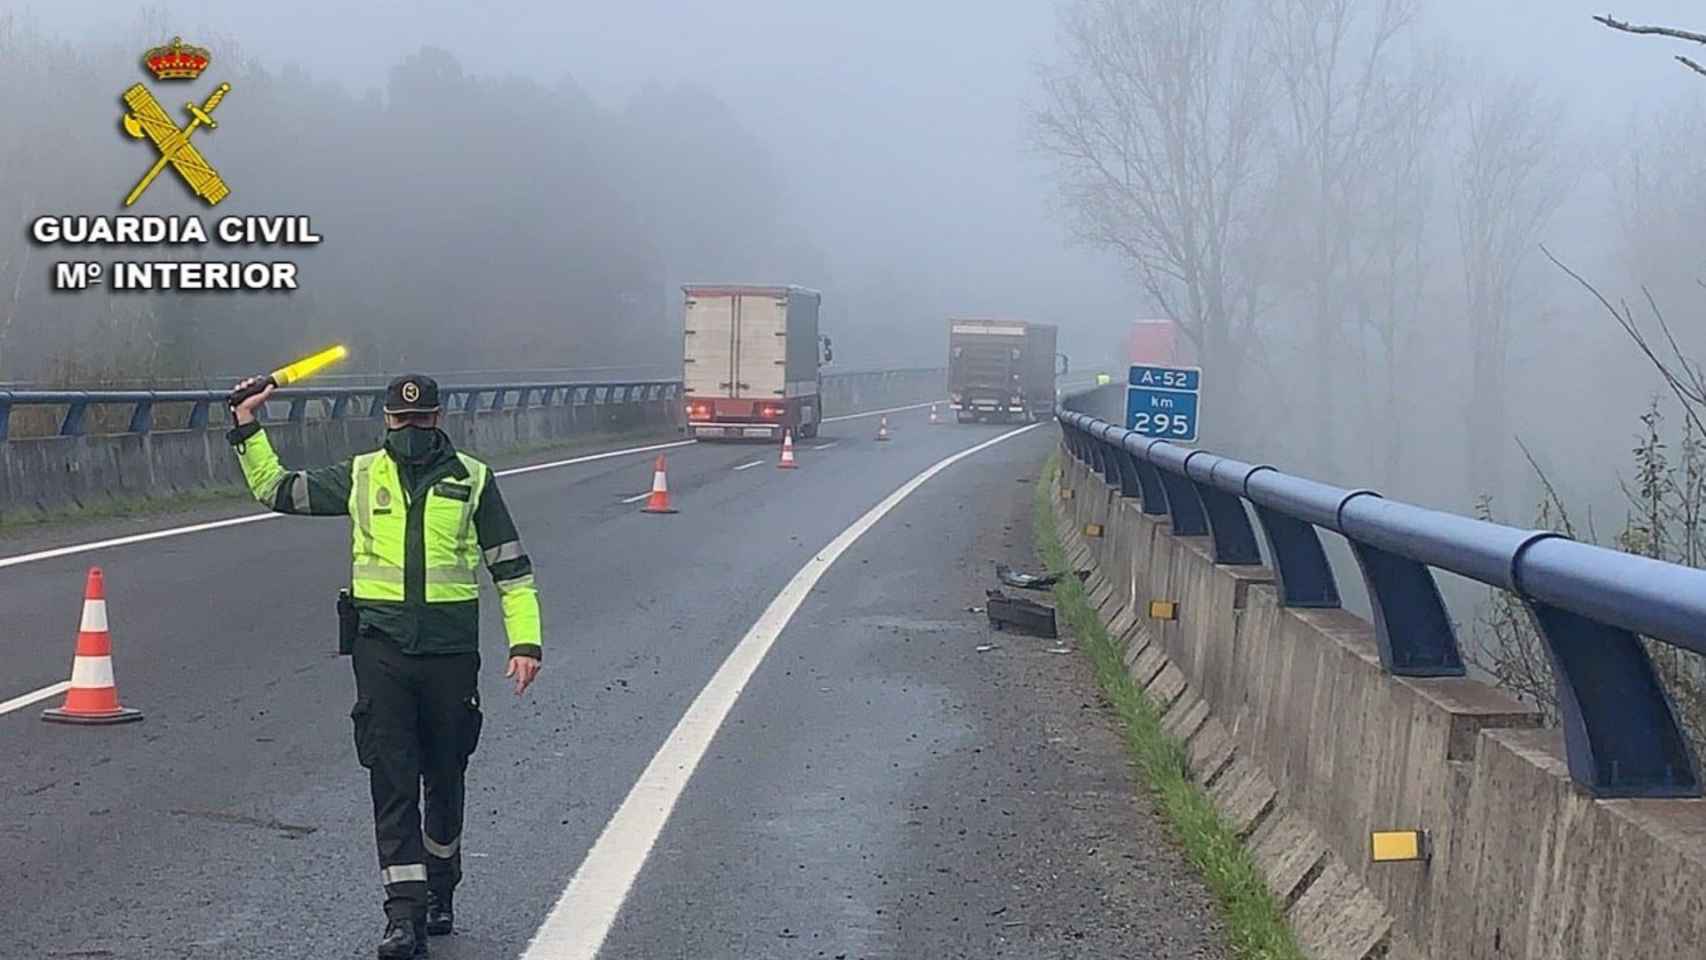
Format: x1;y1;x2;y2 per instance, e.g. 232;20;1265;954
383;375;441;415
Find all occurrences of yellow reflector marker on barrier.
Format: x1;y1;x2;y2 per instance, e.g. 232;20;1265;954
1085;523;1104;538
272;344;348;386
1149;600;1178;621
1371;830;1428;863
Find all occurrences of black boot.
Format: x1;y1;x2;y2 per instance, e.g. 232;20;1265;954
377;917;428;958
425;890;454;936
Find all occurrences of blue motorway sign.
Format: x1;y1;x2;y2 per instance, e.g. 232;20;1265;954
1129;364;1199;391
1126;364;1201;442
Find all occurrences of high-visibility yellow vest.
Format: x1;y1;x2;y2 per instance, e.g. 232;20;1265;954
348;449;489;603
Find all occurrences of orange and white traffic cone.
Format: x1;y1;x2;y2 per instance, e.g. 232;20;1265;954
43;567;142;726
928;404;942;425
641;455;678;514
876;415;891;441
778;429;799;469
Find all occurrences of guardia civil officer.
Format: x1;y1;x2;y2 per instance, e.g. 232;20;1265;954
228;374;542;958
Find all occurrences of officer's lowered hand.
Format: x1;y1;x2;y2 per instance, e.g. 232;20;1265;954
506;655;540;696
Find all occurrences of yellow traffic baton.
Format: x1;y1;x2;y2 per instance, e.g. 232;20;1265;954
226;344;349;409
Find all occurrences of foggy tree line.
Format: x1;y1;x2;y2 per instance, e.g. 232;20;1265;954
1037;1;1706;731
0;12;827;384
1035;0;1705;505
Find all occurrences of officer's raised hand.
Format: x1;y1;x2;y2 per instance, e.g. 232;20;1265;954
506;655;540;696
230;376;274;425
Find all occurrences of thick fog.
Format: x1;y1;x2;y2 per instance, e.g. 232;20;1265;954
6;0;1706;534
1;0;1131;383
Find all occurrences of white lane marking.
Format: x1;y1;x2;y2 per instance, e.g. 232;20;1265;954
0;438;699;572
811;442;839;451
0;681;70;717
731;460;765;472
0;512;282;572
821;400;941;424
520;420;1043;960
619;492;653;504
494;439;695;479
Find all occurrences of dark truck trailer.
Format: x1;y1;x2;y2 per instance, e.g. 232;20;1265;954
947;319;1057;423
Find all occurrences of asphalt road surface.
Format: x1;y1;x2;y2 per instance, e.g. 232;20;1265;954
1;404;1225;959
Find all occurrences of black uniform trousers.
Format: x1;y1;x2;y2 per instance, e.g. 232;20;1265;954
351;630;483;921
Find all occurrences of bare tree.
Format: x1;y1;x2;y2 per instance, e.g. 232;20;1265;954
1262;0;1418;472
1349;51;1448;487
1596;15;1706;79
1033;0;1273;435
1454;78;1568;507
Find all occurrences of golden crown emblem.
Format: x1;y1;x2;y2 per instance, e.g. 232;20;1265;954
143;37;211;81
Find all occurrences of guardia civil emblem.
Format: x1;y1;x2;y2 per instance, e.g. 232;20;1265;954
120;38;232;207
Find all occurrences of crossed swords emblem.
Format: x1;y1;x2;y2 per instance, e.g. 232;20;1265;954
120;82;232;207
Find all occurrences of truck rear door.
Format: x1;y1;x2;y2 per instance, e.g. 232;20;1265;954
735;292;788;399
684;293;736;398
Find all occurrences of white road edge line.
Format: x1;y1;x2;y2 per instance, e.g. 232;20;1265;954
519;420;1044;960
811;442;839;451
493;439;696;478
0;681;70;718
731;460;765;472
618;492;653;504
0;438;699;572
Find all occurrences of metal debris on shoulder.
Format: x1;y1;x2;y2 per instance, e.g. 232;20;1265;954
995;562;1091;591
985;588;1057;638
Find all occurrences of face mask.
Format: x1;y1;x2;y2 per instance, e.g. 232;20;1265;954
384;425;444;464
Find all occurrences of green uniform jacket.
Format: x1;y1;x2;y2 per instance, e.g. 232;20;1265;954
229;422;542;660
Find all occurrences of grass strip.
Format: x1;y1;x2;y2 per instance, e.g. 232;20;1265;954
1034;453;1304;960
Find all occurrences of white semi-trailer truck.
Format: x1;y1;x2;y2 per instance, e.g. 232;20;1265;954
682;285;825;440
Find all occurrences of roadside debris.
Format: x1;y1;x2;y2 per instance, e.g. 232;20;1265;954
976;644;1000;653
996;562;1058;590
985;589;1058;638
995;562;1090;590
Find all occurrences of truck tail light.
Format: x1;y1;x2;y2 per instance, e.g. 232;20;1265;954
759;405;783;418
688;402;711;419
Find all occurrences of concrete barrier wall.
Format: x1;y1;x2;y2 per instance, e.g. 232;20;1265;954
0;369;945;521
1053;445;1706;960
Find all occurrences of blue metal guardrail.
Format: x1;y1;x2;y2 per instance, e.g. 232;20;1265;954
0;380;683;442
1057;401;1706;800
